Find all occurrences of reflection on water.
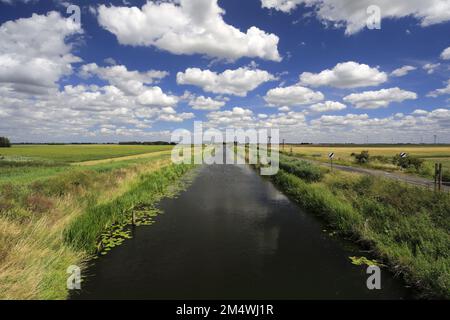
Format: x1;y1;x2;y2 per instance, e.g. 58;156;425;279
72;154;411;299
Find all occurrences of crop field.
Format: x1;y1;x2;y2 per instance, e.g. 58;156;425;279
285;145;450;179
0;145;174;185
0;144;173;163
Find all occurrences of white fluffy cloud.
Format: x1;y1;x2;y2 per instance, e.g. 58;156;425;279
79;63;178;108
0;82;192;142
391;65;416;77
261;0;450;35
205;106;307;129
206;107;255;127
188;96;226;110
0;11;82;94
98;0;281;61
177;67;275;96
343;87;417;109
264;85;324;107
428;79;450;97
309;101;347;113
137;87;179;107
299;61;387;88
80;63;168;95
423;63;440;74
441;47;450;60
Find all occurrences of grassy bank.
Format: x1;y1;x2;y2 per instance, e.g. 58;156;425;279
65;163;193;253
269;156;450;298
0;146;194;299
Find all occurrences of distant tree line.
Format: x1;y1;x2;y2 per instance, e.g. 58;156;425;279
118;141;176;146
0;136;11;148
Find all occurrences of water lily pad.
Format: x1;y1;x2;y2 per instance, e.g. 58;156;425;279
349;256;384;267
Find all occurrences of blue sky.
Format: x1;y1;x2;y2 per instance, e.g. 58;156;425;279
0;0;449;143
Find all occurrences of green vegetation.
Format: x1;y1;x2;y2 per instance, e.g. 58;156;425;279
351;150;370;164
268;158;450;298
392;154;424;171
0;136;11;148
0;144;196;299
279;155;324;182
65;163;193;253
287;145;450;181
0;144;172;163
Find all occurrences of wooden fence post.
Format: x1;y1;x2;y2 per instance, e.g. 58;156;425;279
434;163;438;192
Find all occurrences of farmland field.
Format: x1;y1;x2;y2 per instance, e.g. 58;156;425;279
0;145;174;184
285;145;450;180
0;144;173;163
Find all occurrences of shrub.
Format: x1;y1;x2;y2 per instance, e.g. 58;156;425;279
351;151;370;164
0;136;11;148
393;155;424;171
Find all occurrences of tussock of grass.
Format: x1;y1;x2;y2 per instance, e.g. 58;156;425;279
271;164;450;298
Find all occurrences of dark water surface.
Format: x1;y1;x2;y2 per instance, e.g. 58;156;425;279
73;160;411;299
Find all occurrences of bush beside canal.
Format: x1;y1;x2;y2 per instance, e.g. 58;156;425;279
270;162;450;299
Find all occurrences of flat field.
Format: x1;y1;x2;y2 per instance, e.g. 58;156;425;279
286;145;450;179
0;144;172;163
0;144;174;184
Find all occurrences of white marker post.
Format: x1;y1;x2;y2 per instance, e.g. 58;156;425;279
329;152;335;172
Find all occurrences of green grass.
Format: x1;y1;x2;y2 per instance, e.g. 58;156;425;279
279;155;325;182
0;144;172;163
0;146;193;299
268;159;450;298
0;145;173;185
285;145;450;181
64;163;193;253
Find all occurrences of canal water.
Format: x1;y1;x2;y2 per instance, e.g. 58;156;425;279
72;154;411;299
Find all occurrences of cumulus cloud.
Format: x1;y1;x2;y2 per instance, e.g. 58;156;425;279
441;47;450;60
98;0;281;61
206;107;255;127
0;82;192;142
0;11;82;94
423;63;440;74
80;63;168;95
309;101;347;113
343;87;417;109
311;113;370;127
157;112;194;122
260;0;450;35
391;65;416;77
299;61;388;88
177;67;275;96
205;106;307;129
428;79;450;97
264;85;324;107
188;96;226;110
137;87;179;107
